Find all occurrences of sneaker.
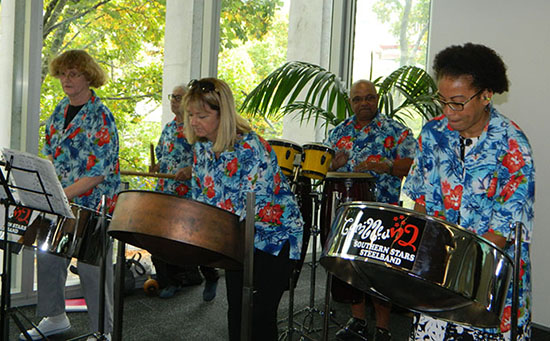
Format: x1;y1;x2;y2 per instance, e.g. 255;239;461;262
19;313;71;340
335;317;367;341
202;279;218;302
159;285;181;299
374;327;391;341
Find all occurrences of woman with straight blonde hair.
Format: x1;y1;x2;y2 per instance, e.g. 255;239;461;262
183;77;304;341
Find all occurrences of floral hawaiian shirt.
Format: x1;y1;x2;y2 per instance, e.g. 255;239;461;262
403;106;535;336
42;90;120;213
191;131;304;260
154;118;192;198
325;113;417;203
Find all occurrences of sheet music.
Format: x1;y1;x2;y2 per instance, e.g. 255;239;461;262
1;148;74;218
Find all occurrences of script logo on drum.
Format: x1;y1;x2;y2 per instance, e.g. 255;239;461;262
340;215;420;252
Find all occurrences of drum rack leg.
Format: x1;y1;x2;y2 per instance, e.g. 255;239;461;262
279;190;340;341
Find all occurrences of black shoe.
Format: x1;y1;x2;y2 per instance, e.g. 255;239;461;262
335;317;367;341
374;327;391;341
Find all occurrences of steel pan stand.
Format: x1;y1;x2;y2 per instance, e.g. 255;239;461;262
510;221;523;341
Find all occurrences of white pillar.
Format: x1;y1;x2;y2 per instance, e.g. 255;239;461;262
161;0;220;126
0;0;16;148
283;0;353;144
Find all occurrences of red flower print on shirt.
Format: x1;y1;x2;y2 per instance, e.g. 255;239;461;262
397;130;410;144
68;127;81;139
227;158;239;177
258;202;283;225
415;195;425;206
96;127;111;146
366;155;382;162
336;136;353;150
499;174;525;202
168;143;174;153
487;176;498;198
220;198;234;212
384;136;395;149
502;139;525;174
86;154;97;171
274;172;281;195
500;305;522;333
175;184;189;196
203;176;215;198
206;186;216;198
54;146;62;159
443;185;463;210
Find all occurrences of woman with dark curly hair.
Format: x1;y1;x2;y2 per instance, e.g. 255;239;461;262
403;43;535;340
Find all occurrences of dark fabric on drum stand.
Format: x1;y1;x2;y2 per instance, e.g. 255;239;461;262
320;176;376;303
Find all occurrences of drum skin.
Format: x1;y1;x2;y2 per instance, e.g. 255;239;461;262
320;202;513;328
21;204;107;266
108;190;243;270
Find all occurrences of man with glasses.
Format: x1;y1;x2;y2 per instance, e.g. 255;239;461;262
149;84;219;301
403;43;534;340
324;80;417;341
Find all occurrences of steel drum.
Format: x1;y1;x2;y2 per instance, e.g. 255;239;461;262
320;201;513;328
108;190;243;269
20;204;108;266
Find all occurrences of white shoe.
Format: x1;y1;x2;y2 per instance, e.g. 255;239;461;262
86;333;111;341
19;313;71;340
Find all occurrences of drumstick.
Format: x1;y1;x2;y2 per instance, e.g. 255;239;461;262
120;170;176;179
150;143;156;171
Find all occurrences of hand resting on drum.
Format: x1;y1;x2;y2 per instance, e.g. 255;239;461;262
330;150;349;171
354;160;392;174
174;166;192;181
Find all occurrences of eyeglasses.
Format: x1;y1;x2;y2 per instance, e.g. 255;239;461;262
57;71;83;80
434;89;483;111
188;79;217;93
351;95;378;103
168;94;183;102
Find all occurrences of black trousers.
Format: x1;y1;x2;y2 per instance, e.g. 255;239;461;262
151;255;218;288
225;242;294;341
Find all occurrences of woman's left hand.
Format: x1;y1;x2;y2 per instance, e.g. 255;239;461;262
175;166;192;181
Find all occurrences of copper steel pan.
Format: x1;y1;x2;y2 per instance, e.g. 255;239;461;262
320;202;513;328
108;190;243;269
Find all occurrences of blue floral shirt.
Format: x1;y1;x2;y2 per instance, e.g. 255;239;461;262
191;131;304;260
325;113;417;203
43;91;120;213
154;118;192;198
403;107;535;332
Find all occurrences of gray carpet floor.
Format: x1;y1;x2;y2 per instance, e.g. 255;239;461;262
7;262;550;340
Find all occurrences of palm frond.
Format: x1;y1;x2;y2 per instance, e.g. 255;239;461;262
240;61;352;124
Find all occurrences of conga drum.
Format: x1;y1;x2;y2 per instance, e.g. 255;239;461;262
319;172;376;303
301;143;334;180
320;202;513;328
268;139;302;177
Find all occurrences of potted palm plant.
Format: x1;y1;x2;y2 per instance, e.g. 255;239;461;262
240;61;441;132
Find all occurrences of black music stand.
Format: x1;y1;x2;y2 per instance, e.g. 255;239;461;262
0;151;73;341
